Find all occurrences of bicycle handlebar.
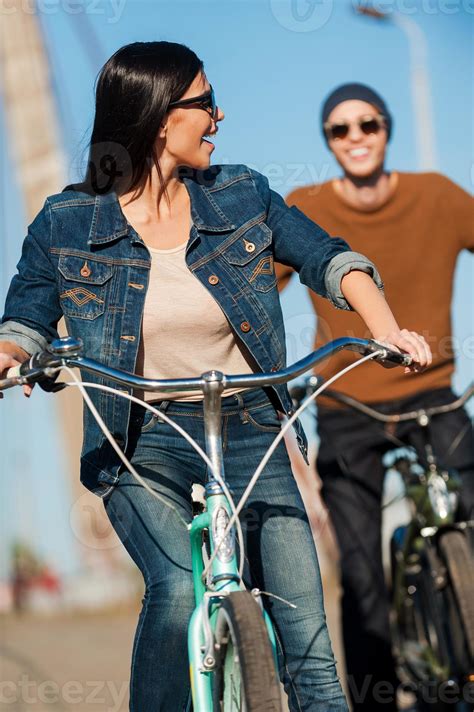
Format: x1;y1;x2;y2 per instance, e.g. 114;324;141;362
1;336;412;394
290;379;474;423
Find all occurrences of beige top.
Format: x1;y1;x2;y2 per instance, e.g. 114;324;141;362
136;242;256;401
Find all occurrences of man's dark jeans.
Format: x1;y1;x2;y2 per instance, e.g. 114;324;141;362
316;387;474;711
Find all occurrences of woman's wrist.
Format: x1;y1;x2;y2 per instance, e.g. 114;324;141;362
340;271;400;337
0;341;30;362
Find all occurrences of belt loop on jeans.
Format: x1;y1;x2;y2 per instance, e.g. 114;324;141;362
233;392;244;409
155;399;171;423
232;391;249;424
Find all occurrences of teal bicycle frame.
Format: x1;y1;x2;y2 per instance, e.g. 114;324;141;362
187;374;278;709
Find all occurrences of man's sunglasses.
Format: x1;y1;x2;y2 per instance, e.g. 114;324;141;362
168;86;217;120
324;114;386;141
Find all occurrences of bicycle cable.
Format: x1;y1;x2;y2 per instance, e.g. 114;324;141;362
201;351;382;581
60;367;247;578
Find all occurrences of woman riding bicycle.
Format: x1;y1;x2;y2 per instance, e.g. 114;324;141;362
0;42;431;711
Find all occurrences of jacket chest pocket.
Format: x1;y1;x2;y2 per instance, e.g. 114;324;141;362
58;255;114;320
221;223;276;293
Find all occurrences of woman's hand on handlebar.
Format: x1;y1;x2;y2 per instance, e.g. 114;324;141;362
374;329;432;373
339;273;431;372
0;343;33;398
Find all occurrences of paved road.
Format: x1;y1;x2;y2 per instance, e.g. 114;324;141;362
1;610;136;712
0;559;344;712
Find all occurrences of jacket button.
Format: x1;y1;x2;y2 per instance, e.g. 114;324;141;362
244;241;256;253
240;321;251;333
208;275;219;285
80;261;92;278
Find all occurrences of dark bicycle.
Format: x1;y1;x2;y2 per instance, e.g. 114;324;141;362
290;379;474;711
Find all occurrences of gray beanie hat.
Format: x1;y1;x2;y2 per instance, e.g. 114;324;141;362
321;82;393;143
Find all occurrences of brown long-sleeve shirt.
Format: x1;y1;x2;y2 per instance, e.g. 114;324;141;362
279;172;473;404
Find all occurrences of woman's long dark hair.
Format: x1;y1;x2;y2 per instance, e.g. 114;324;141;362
84;41;203;195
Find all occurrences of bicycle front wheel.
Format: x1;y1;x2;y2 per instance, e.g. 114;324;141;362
212;591;282;712
438;528;474;672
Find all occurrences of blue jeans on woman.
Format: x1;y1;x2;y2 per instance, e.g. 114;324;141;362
103;388;348;712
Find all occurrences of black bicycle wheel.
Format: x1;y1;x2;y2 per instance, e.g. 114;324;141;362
438;529;474;672
391;531;457;694
212;591;282;712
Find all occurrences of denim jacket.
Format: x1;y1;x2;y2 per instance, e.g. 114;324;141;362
1;164;382;496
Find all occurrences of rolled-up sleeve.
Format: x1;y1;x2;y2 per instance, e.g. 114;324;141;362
0;320;48;355
325;251;384;310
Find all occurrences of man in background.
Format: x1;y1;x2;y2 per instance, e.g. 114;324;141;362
277;83;473;711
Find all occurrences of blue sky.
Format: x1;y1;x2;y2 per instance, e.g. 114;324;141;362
1;0;472;577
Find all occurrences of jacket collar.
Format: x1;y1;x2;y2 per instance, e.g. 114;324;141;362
181;168;236;232
88;191;130;245
88;168;235;244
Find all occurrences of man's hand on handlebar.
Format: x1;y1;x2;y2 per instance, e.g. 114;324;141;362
373;329;432;373
0;343;33;398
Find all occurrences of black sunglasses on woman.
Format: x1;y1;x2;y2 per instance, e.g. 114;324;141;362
169;85;217;120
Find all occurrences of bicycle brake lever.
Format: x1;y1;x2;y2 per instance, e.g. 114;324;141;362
38;377;67;393
3;356;64;391
347;340;412;367
371;340;413;368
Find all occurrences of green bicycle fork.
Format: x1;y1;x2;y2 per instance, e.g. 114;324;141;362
187;492;278;710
